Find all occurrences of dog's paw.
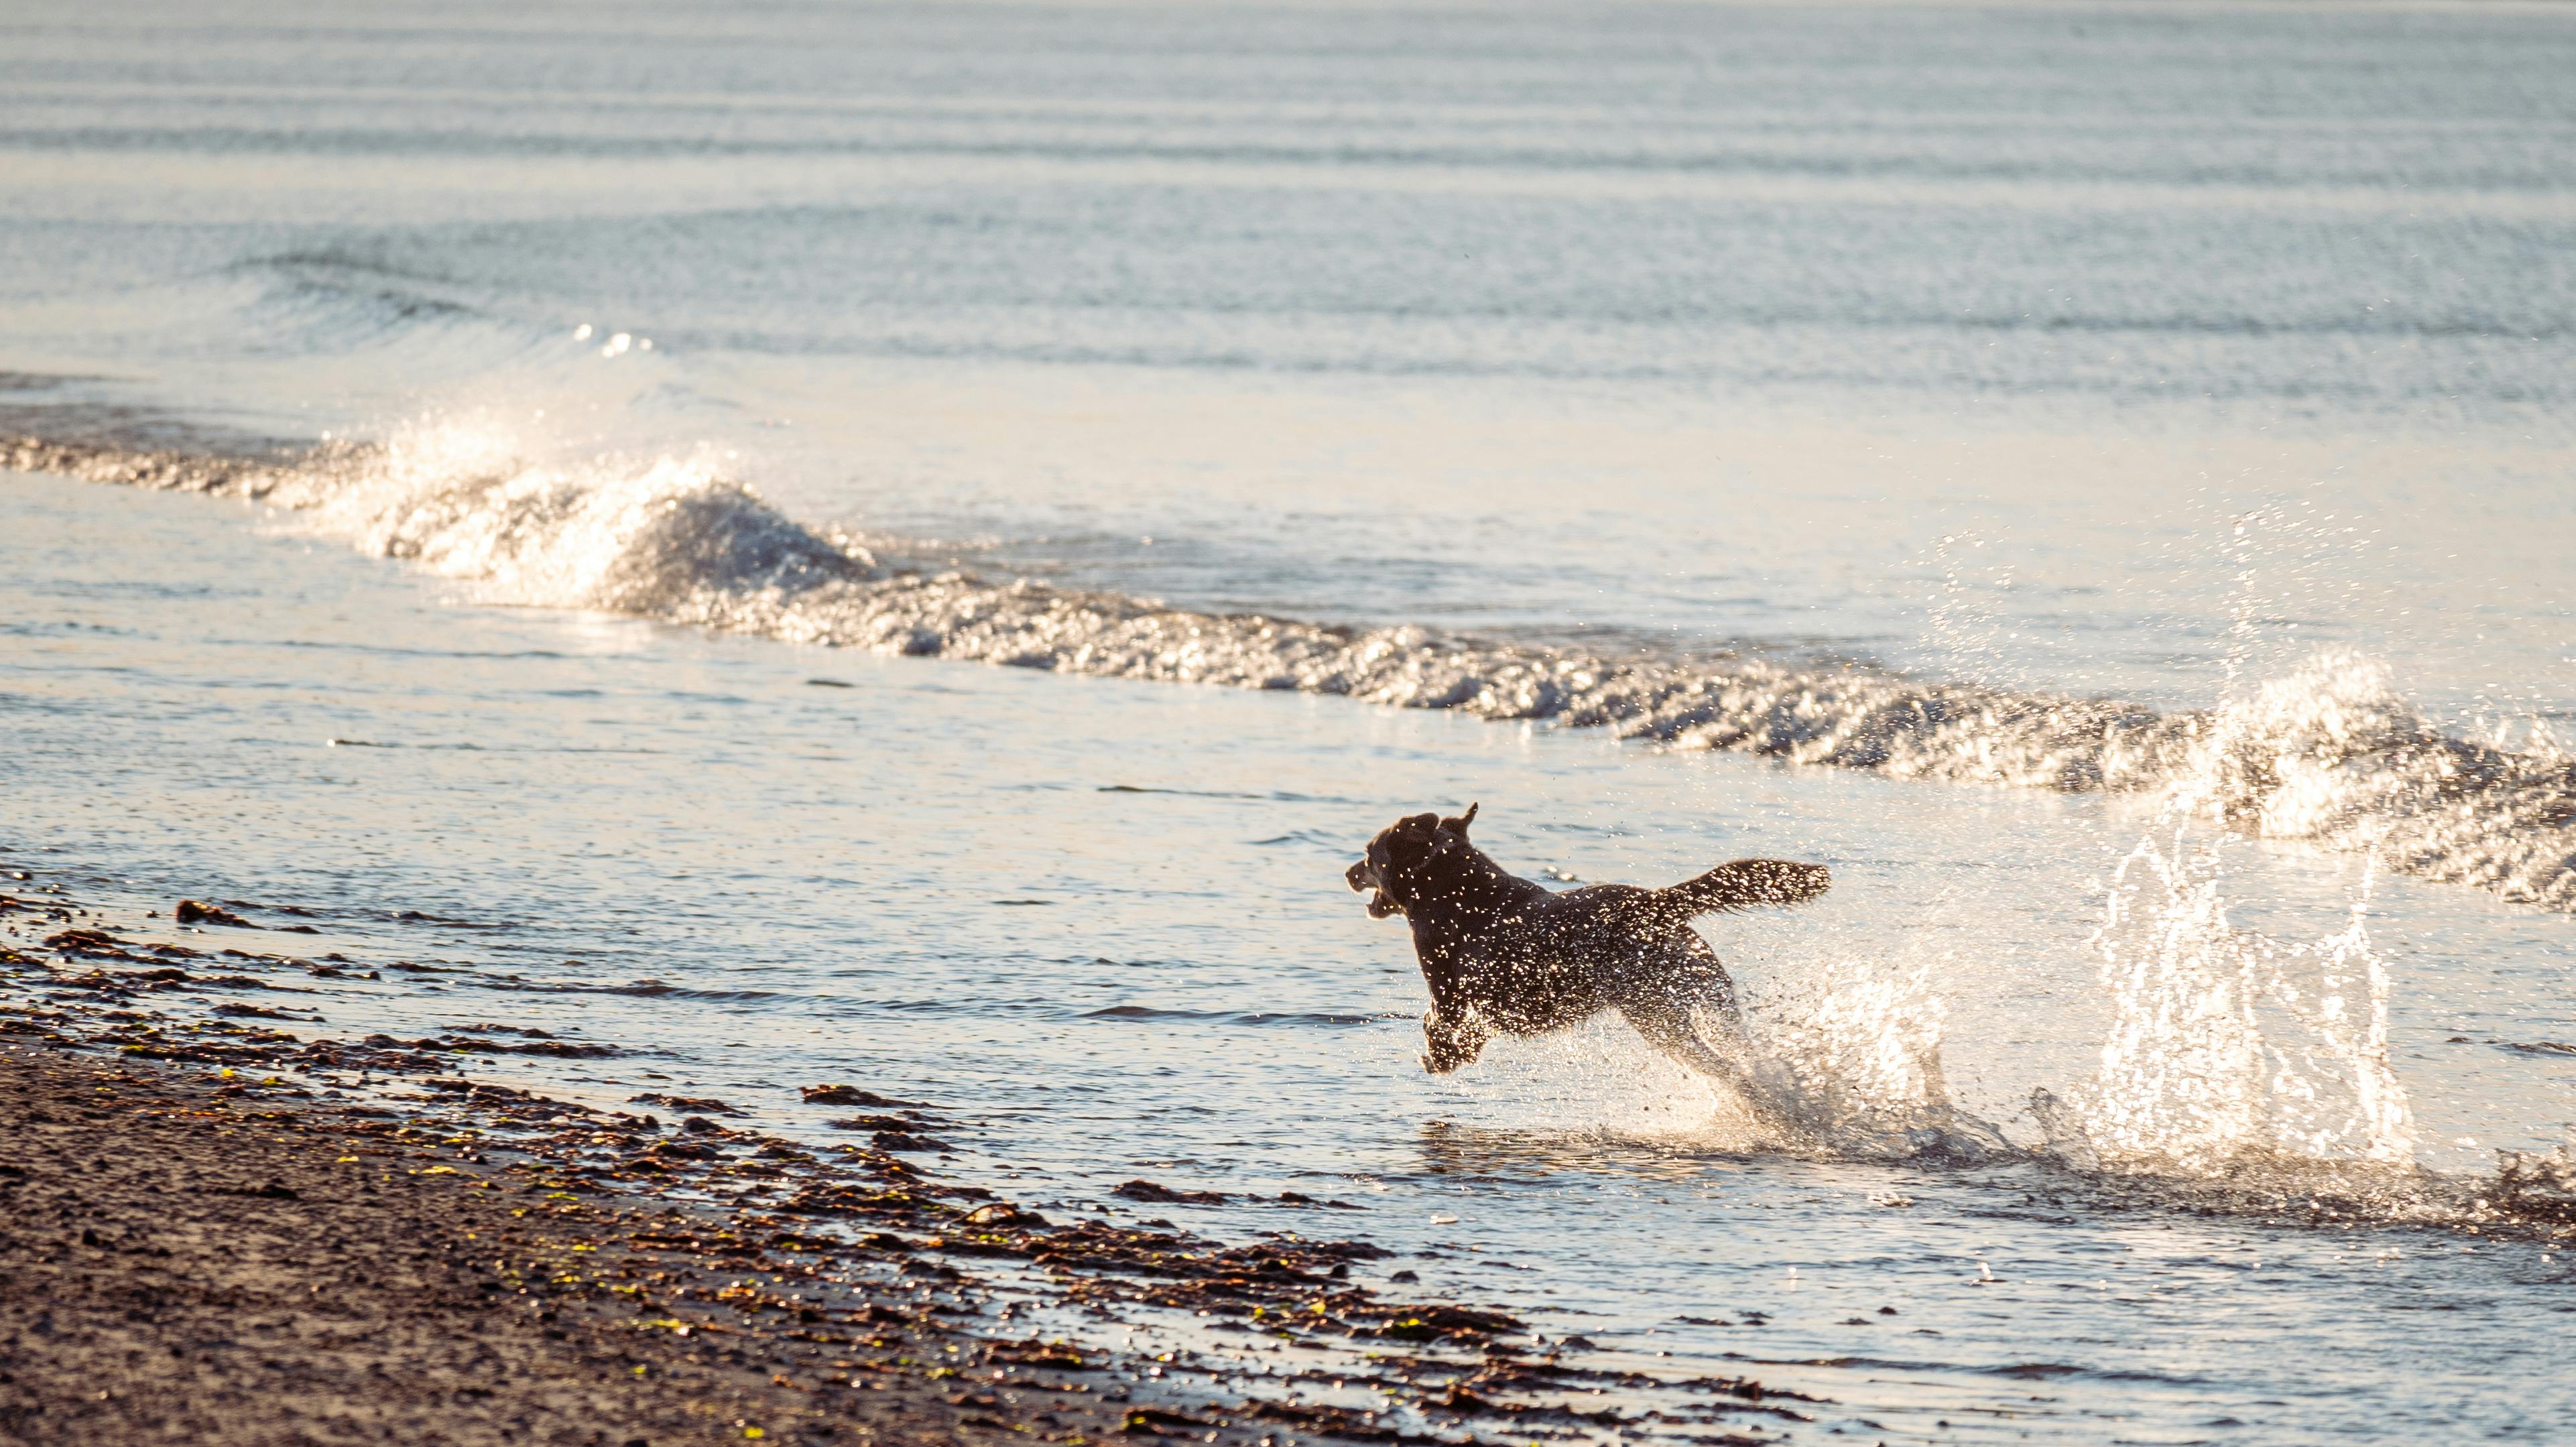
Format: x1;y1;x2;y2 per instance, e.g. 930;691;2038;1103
1421;1011;1487;1073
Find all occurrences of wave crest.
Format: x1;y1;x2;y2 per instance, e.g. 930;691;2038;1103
10;428;2571;913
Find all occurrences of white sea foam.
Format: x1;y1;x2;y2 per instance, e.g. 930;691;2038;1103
11;426;2573;918
296;424;875;616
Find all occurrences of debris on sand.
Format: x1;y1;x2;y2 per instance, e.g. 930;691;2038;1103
802;1082;923;1107
1113;1178;1233;1205
174;898;259;928
627;1091;743;1113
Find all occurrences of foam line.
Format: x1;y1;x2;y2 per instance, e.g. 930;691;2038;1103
11;430;2573;914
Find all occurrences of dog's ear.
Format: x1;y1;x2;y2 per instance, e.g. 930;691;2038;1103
1439;802;1478;840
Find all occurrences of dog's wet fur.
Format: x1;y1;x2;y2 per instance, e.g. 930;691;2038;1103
1346;804;1829;1098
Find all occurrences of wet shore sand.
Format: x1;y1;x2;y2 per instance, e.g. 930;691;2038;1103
1;878;1808;1447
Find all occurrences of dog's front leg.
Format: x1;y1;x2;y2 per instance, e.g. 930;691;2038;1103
1422;1003;1489;1074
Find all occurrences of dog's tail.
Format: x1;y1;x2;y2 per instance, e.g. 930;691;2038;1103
1654;859;1831;919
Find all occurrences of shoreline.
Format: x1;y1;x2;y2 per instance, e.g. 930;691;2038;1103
0;875;1808;1447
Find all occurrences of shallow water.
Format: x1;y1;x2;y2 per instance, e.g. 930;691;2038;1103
11;468;2576;1441
6;2;2576;1441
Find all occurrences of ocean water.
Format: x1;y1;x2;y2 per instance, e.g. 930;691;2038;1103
5;2;2576;1441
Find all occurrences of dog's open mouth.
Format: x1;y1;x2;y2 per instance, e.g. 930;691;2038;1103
1345;859;1402;919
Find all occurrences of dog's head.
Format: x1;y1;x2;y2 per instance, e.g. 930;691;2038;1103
1345;803;1478;920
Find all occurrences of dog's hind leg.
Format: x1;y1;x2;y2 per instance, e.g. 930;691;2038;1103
1619;995;1786;1133
1621;998;1750;1092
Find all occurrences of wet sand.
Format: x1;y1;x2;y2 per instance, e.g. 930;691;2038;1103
5;1043;1001;1446
1;883;1804;1447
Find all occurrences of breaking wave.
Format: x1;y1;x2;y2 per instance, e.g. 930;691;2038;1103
10;425;2574;916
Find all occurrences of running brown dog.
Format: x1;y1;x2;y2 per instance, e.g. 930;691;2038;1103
1345;804;1829;1094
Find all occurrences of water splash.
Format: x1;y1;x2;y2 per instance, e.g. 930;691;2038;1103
10;426;2573;914
2490;1143;2576;1226
2028;511;2421;1181
1741;958;2010;1161
2054;825;2416;1176
1452;960;2007;1163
